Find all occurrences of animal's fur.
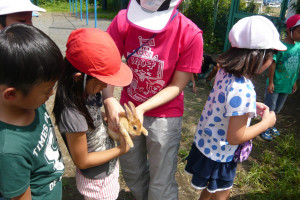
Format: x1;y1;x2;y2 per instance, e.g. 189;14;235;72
108;101;148;147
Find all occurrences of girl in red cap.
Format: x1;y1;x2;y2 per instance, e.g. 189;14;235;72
53;28;133;200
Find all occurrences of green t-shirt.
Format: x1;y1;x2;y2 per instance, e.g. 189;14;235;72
267;41;300;94
0;105;64;199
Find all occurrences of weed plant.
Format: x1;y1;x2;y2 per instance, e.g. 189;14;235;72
234;132;300;199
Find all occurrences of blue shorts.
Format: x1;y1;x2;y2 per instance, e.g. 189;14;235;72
185;143;237;193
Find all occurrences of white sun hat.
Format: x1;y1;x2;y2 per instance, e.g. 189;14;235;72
0;0;46;15
229;15;287;51
127;0;182;33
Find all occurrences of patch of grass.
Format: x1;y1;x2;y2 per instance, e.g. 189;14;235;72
40;1;71;12
178;148;189;162
234;132;300;200
95;9;118;19
39;1;117;19
62;178;70;188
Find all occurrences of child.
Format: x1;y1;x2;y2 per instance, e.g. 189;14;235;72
0;24;64;199
106;0;203;199
53;28;133;200
260;14;300;141
185;16;286;200
0;0;45;30
190;54;220;92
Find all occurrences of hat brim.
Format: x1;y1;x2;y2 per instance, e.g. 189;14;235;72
95;62;133;87
0;1;46;15
273;41;287;51
127;0;181;33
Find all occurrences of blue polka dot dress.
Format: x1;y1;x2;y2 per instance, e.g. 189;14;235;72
194;68;256;163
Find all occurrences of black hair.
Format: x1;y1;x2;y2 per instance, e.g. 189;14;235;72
216;48;273;78
0;23;63;94
53;58;96;130
0;15;6;27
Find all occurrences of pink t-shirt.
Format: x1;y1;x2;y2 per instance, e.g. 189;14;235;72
107;10;203;117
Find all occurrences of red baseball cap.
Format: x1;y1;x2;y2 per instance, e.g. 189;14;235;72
286;14;300;29
66;28;133;87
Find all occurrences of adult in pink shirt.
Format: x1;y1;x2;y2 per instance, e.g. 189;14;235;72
104;0;203;199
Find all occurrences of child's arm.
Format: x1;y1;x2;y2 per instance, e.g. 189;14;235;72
136;71;192;124
191;74;197;93
267;60;276;94
65;131;129;169
292;82;297;93
227;106;276;145
11;186;31;200
102;85;125;132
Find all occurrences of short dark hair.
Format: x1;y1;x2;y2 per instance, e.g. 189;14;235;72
0;23;63;94
291;24;300;33
0;15;6;27
216;48;273;78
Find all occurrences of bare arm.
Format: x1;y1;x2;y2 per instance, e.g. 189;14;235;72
65;131;129;169
136;71;192;123
103;71;192;127
191;74;197;93
102;85;124;131
227;106;276;145
292;81;297;94
267;60;276;94
11;186;31;200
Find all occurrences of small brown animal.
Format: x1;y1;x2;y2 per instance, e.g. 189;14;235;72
108;101;148;148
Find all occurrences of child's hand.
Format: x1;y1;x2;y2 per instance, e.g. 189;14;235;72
292;82;297;94
267;83;274;94
192;85;197;93
104;99;125;132
135;105;145;125
118;135;130;154
261;107;276;128
256;102;268;118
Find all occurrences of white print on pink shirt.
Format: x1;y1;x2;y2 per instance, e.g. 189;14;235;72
126;36;165;102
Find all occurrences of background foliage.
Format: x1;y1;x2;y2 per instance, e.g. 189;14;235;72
37;0;295;55
181;0;231;54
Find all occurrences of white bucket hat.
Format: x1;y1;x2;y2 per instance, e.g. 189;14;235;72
127;0;182;32
0;0;46;15
229;15;287;51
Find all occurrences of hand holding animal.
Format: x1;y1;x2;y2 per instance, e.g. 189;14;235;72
107;101;148;148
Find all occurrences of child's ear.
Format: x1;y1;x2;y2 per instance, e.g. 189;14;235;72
73;72;82;82
3;88;17;100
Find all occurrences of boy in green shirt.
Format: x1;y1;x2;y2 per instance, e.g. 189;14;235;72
261;14;300;141
0;24;64;199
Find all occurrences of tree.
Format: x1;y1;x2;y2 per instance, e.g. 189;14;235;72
182;0;231;53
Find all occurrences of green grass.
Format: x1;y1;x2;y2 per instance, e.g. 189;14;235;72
234;132;300;200
39;1;117;19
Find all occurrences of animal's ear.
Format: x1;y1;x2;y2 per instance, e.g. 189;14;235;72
124;103;133;121
141;127;148;136
128;101;138;118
